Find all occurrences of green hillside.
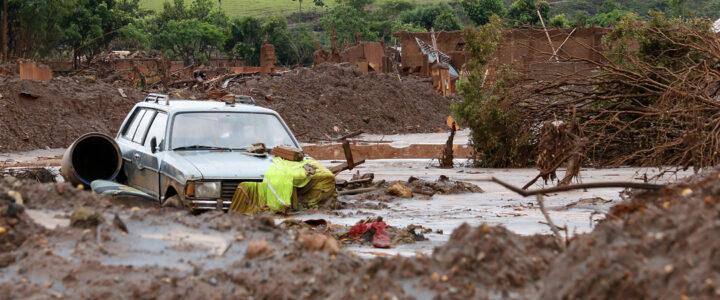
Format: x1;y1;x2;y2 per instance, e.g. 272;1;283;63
139;0;436;17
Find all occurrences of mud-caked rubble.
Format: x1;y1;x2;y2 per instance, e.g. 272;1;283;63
227;63;453;141
0;170;719;298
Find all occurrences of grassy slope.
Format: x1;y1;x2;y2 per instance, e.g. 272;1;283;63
139;0;437;17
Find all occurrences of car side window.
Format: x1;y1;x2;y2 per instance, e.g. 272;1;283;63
122;108;146;141
132;109;156;144
144;112;168;150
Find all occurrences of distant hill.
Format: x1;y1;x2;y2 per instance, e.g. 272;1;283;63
139;0;436;18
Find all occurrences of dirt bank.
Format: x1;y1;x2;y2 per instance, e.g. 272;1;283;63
0;64;454;153
0;76;142;152
227;63;454;140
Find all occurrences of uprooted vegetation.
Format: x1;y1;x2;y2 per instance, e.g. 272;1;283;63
454;13;720;175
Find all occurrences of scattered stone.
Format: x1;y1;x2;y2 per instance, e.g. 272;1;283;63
386;182;413;198
4;203;24;218
245;239;273;259
70;206;103;228
112;214;128;233
298;233;340;254
7;190;23;205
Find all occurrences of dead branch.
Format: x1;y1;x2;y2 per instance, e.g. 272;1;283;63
537;194;565;251
487;177;665;197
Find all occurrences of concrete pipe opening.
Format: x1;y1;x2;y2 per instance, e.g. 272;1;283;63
61;132;122;186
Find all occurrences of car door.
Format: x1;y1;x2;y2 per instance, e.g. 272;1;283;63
126;109;161;198
117;107;147;190
139;112;168;197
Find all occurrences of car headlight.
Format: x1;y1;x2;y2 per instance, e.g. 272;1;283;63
193;181;221;198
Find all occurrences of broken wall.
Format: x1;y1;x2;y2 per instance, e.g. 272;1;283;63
18;60;52;81
394;27;610;79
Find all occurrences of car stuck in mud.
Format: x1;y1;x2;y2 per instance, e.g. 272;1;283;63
62;94;305;211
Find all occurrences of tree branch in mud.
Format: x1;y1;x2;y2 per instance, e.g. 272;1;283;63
537;194;565;251
488;177;665;197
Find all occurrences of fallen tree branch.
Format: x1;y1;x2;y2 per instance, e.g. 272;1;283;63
487;177;665;197
537;194;565;251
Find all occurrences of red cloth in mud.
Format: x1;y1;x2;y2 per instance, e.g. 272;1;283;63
349;222;391;248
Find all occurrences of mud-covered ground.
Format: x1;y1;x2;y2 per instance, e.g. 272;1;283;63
0;63;453;153
1;165;719;299
228;63;453;141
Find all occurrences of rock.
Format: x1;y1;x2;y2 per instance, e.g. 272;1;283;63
70;206;103;228
298;233;340;254
4;203;24;218
245;239;273;259
7;190;23;205
386;182;413;198
113;214;128;233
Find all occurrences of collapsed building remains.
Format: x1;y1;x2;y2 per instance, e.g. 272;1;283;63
312;27;610;96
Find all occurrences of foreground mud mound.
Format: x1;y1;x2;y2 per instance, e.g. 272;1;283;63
228;63;453;140
2;171;720;299
0;77;143;152
541;172;720;299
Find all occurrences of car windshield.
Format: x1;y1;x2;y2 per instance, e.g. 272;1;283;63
170;112;296;150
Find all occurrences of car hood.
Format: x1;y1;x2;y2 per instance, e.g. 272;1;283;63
170;151;273;180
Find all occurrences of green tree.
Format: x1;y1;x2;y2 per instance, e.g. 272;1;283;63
225;16;262;65
4;0;69;59
461;0;505;25
320;6;378;46
401;2;457;30
549;13;569;27
599;0;621;14
453;15;533;167
589;8;630;26
152;19;226;64
506;0;550;26
572;10;591;26
433;11;462;31
61;0;135;67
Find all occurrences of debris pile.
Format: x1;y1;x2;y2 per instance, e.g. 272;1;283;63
540;171;720;299
226;63;453;140
0;171;719;298
0;77;142;152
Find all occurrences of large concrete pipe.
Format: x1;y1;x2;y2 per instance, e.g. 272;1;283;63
61;132;122;186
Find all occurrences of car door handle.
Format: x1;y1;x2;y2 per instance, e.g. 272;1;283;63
133;153;143;170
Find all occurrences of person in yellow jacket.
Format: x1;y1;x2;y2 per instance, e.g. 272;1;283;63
229;157;337;214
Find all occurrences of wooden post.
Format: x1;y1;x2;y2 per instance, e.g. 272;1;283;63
537;9;559;62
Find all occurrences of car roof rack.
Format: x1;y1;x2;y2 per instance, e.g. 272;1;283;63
144;93;170;105
221;94;257;106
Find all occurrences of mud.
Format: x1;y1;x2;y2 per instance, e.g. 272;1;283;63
539;172;720;299
0;76;144;152
0;63;453;153
227;63;453;141
1;168;719;299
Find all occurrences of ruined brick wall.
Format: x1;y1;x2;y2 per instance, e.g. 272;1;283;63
18;60;52;81
260;43;276;77
393;30;465;74
394;27;610;77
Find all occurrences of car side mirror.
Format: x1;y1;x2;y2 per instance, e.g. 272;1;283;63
150;137;158;154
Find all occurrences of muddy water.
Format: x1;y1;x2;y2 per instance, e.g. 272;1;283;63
310;159;692;257
2;132;693;260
